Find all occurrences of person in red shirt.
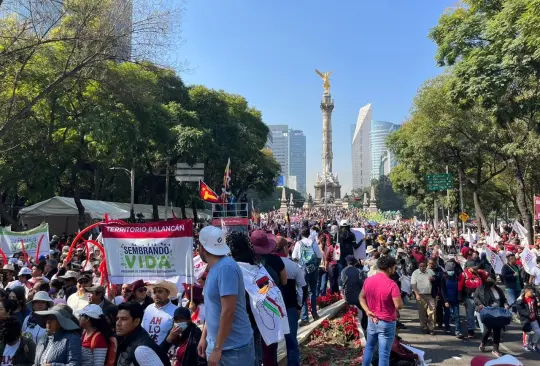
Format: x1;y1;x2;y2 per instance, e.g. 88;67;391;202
412;246;426;264
458;262;488;338
360;256;403;366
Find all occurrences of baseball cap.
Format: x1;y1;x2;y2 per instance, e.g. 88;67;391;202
79;304;103;319
59;270;80;280
198;226;230;256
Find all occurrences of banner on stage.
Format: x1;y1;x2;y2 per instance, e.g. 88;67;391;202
0;223;49;257
101;220;194;286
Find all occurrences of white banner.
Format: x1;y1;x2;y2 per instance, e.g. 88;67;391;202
238;262;289;345
101;220;194;287
0;223;49;258
520;247;537;275
485;247;503;275
352;228;366;260
486;223;501;248
193;255;207;280
512;220;529;248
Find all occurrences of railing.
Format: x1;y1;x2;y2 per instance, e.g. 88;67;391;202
212;202;249;218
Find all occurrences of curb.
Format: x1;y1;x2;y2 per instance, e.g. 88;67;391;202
277;299;347;365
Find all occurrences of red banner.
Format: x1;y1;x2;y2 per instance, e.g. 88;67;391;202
535;195;540;220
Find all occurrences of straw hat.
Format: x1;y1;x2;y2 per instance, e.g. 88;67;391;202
147;280;178;299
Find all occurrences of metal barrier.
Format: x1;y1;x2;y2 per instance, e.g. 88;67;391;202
212;202;249;218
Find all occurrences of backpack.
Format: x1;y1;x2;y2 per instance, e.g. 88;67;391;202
299;240;320;274
463;270;482;290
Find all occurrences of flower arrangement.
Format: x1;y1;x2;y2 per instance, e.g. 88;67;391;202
316;290;342;309
301;305;363;365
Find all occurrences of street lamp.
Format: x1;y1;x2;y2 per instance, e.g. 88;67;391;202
110;166;135;221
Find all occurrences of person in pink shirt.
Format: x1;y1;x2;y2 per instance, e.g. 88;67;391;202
360;256;403;366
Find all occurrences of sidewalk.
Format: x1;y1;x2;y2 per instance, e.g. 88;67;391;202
277;299;346;365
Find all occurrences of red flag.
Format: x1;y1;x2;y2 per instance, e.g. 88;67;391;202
104;213;110;222
20;240;29;265
199;180;220;203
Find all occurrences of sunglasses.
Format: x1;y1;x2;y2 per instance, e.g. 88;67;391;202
137;287;147;292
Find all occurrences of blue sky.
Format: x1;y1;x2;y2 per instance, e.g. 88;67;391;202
175;0;455;195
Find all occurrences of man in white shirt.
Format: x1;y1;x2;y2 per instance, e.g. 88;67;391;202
66;274;91;316
142;280;178;345
292;227;322;325
411;261;436;335
530;257;540;295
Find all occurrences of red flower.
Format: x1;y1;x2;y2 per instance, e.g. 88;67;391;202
321;319;330;329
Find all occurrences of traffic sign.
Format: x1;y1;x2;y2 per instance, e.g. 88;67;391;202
459;212;469;222
425;173;453;191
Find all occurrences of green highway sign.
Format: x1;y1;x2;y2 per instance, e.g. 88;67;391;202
425;173;453;191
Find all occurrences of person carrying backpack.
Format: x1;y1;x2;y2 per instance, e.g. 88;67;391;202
292;227;322;326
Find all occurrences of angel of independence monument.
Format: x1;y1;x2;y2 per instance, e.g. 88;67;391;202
313;69;341;205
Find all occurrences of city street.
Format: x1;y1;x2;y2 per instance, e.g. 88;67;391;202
398;299;540;365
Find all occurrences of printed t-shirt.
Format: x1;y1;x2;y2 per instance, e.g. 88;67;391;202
1;339;19;366
142;301;177;345
204;256;253;351
362;272;400;322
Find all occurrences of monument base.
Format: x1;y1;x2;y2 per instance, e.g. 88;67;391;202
313;182;341;202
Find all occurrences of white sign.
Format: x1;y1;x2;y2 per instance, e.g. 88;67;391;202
193;255;207;280
485;247;503;274
520;247;537;275
0;224;49;258
101;220;194;287
351;228;366;260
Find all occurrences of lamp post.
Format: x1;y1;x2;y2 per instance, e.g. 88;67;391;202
110;166;135;221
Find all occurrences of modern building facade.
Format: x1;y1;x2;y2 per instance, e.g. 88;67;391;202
267;125;307;196
370;121;400;180
288;129;306;195
351;104;372;190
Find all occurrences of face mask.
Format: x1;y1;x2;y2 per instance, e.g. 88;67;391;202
447;271;454;276
174;322;188;331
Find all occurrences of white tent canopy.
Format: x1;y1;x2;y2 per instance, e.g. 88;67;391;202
19;196;210;234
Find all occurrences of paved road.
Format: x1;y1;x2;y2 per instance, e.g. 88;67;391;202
397;298;540;365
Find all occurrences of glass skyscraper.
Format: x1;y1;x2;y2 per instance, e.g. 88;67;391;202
370;120;400;180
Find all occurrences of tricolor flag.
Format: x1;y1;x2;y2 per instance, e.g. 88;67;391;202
223;158;231;191
199;180;220;203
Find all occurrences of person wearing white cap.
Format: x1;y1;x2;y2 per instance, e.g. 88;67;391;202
196;226;254;366
6;267;32;293
141;280;178;346
79;304;114;366
22;290;54;344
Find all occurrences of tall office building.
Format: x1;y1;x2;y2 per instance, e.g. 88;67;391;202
267;125;289;180
288;129;306;195
267;125;307;195
351;104;372;190
370;121;400;180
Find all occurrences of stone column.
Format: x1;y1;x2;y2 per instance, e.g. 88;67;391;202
321;92;334;174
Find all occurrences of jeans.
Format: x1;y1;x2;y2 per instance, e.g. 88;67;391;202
207;339;255;366
505;288;520;311
318;269;328;297
284;307;300;366
337;262;345;289
328;264;340;294
302;270;319;321
444;303;462;335
482;326;502;347
465;297;476;332
361;318;396;366
252;325;262;366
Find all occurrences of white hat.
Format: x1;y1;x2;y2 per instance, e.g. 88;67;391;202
18;267;31;277
79;304;103;319
339;219;350;227
366;245;376;254
198;226;230;256
58;270;80;280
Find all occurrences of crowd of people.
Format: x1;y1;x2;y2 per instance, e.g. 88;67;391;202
0;210;539;366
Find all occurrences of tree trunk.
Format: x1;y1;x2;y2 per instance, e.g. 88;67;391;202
513;161;533;243
93;168;101;199
192;198;198;223
473;190;488;232
0;190;18;228
150;176;159;221
72;169;86;230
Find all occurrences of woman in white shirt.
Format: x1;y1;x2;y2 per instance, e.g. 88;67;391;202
21;291;54;344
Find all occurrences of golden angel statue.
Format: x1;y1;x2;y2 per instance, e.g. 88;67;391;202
315;69;332;93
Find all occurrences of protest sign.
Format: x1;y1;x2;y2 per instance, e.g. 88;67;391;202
101;220;194;287
520;247;537;275
193;255;207;280
485;247;503;274
351;228;366;260
0;224;49;258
